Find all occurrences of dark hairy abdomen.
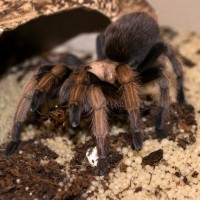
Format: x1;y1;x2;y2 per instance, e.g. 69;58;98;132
104;12;160;65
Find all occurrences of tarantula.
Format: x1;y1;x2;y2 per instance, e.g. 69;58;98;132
4;12;185;175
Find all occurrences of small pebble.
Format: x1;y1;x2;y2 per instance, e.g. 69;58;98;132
163;153;170;160
16;179;20;184
126;167;133;173
98;189;104;194
124;158;132;166
135;156;142;164
34;140;39;145
161;138;169;146
127;151;134;158
59;182;64;187
19;150;23;154
122;147;129;155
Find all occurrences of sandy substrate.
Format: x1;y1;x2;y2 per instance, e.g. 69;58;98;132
0;31;200;199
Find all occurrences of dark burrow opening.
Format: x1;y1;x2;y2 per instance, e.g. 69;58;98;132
0;7;110;75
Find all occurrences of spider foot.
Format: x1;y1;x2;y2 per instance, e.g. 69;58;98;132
5;140;20;156
31;90;45;112
156;128;167;139
69;104;81;127
177;89;186;104
132;131;143;151
97;157;108;176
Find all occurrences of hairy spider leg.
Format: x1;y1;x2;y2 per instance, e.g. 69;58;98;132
139;41;185;104
136;42;166;73
31;64;71;112
116;64;142;150
138;62;171;139
88;85;109;175
59;67;90;128
31;64;58;111
155;73;170;138
135;43;171;138
5;76;38;155
135;41;184;138
164;42;185;104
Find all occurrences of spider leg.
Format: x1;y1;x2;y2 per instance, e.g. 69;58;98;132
138;59;170;138
5;123;21;155
31;64;71;112
139;67;163;85
68;79;87;128
164;42;185;104
155;73;170;138
88;85;109;175
116;64;142;151
133;42;166;72
5;77;38;155
136;41;185;104
59;68;89;127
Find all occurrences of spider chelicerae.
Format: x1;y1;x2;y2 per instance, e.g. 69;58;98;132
4;12;185;175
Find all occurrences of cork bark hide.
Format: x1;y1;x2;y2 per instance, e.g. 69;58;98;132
0;0;155;34
0;0;155;74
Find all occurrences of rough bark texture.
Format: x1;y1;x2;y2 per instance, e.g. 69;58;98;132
0;0;155;34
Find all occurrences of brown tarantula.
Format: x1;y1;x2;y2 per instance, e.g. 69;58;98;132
4;12;185;175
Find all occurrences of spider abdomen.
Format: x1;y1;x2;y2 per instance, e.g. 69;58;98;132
104;12;160;65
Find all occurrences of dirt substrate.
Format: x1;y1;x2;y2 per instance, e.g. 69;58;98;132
0;102;197;200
